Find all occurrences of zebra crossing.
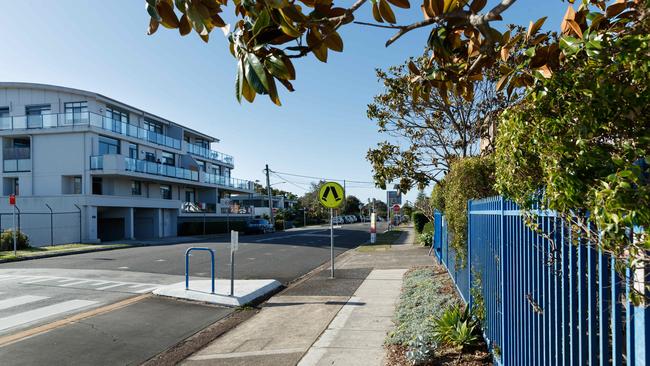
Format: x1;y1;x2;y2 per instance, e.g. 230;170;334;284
0;274;166;336
0;274;160;294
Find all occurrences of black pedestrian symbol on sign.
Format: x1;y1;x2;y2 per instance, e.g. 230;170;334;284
322;186;342;202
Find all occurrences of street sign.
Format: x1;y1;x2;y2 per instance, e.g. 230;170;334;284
318;182;345;209
9;194;15;205
393;204;400;213
387;191;402;206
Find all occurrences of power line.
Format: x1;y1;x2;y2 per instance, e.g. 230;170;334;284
270;170;377;185
271;172;310;191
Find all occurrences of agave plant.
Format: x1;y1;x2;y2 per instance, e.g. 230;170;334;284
432;304;482;351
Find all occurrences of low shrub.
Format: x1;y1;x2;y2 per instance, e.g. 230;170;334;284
386;268;460;364
274;220;285;231
412;211;429;233
432;304;482;351
418;231;433;246
0;230;30;251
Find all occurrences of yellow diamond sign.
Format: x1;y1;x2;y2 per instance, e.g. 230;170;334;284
319;182;345;209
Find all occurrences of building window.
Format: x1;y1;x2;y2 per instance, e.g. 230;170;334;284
0;107;9;117
25;105;51;128
160;184;171;199
73;176;82;194
98;136;120;155
194;138;209;149
128;143;138;159
145;152;156;162
131;181;142;195
161;151;174;166
64;101;87;124
197;161;206;172
92;177;102;195
105;106;129;123
12;178;19;195
144;119;163;134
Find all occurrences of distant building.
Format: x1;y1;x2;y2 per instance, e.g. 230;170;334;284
229;193;297;218
0;82;254;244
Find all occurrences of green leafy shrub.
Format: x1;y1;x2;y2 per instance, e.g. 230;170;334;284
432;304;482;351
493;13;649;301
0;230;30;251
274;220;285;231
417;222;434;246
444;156;496;265
430;180;446;213
412;211;429;233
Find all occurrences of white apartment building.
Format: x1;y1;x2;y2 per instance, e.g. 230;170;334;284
0;82;254;245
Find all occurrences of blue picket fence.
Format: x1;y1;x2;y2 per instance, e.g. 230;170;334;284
433;196;649;366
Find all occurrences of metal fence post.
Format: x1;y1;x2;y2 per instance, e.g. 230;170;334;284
467;200;472;310
499;196;507;366
45;203;53;246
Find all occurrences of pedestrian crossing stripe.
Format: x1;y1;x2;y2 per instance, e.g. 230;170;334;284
0;295;48;311
0;299;98;332
0;275;159;294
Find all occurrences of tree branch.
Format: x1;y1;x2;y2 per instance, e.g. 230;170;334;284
353;21;402;30
385;10;469;47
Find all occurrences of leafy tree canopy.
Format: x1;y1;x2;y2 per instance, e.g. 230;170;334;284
144;0;643;105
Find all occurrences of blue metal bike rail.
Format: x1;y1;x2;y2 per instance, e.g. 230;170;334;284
185;247;215;294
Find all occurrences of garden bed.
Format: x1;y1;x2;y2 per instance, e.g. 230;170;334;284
385;265;492;365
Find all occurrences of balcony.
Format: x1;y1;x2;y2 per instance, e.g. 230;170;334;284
90;155;199;182
0;112;182;150
90;155;254;190
3;147;30;172
186;143;234;166
203;173;255;191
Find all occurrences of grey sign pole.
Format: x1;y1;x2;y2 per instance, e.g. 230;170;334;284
12;205;16;256
230;230;238;296
330;207;334;278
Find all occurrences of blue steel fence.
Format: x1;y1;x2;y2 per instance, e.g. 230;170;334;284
433;196;649;366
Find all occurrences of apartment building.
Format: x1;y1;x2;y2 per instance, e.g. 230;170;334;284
0;82;254;245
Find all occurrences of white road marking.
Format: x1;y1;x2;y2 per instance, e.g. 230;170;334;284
21;277;54;284
90;281;110;286
60;280;91;287
0;300;98;332
128;283;149;288
117;267;129;270
155;259;166;262
95;283;126;291
0;295;49;311
58;279;77;283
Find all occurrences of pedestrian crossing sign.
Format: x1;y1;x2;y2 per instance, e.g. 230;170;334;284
319;182;344;209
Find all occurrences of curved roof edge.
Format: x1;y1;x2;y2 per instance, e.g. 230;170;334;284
0;82;219;142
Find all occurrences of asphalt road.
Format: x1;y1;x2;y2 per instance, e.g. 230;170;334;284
0;222;379;365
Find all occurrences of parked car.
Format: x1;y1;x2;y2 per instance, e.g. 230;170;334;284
332;216;343;225
244;219;274;234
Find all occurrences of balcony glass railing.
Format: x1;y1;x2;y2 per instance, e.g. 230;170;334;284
90;155;103;170
186;144;234;165
0;112;182;150
3;147;30;160
125;158;199;181
203;173;254;191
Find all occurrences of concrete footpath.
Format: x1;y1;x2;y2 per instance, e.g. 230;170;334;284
182;226;432;366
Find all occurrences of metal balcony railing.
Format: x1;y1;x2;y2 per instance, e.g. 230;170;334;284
3;147;30;160
186;143;234;165
124;157;199;181
203;173;254;191
0;112;182;150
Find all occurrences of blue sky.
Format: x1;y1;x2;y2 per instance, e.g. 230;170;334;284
0;0;568;204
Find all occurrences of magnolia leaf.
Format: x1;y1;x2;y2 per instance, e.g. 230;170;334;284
387;0;410;9
265;55;291;80
605;1;627;18
146;3;161;21
469;0;487;13
157;1;180;29
245;53;271;93
279;54;296;80
378;0;397;24
527;16;547;40
252;9;270;36
235;60;244;103
178;14;191;36
323;31;344;52
266;73;282;106
241;76;256;102
561;5;577;34
148;19;160;35
407;61;420;74
496;73;509;91
559;36;581;54
372;2;384;23
566;19;583;38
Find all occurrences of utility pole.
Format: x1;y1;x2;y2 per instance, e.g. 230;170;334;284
265;164;274;225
